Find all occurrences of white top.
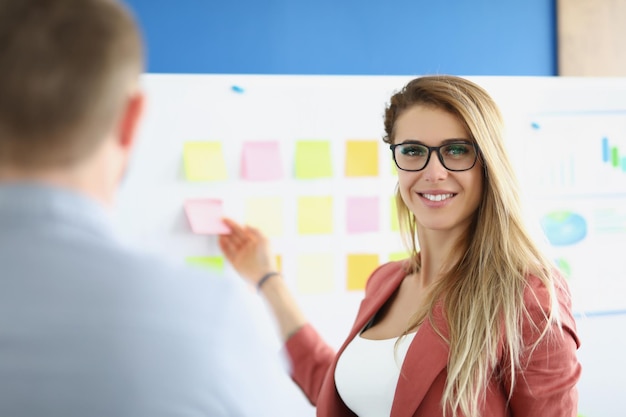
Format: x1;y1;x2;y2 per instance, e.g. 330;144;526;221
335;332;416;417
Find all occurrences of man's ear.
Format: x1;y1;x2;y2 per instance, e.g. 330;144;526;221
117;89;145;151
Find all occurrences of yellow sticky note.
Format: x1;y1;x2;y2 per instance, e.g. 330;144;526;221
245;197;284;237
297;254;334;294
183;141;228;181
390;196;400;231
298;196;333;234
186;256;224;272
347;254;379;291
275;255;282;272
345;140;379;177
295;140;333;179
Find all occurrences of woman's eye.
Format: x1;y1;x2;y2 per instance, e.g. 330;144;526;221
400;145;427;157
444;144;469;156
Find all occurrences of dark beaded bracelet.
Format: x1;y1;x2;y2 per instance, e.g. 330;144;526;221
257;271;280;292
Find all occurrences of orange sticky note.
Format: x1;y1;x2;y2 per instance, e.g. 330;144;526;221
345;140;379;177
347;254;379;291
241;141;283;180
184;199;230;234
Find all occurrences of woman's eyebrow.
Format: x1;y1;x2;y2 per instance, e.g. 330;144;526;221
397;138;472;145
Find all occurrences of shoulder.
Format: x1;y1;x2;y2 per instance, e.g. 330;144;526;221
89;243;254;319
522;272;580;348
364;260;406;294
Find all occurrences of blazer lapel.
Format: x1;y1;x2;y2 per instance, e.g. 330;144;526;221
316;263;407;417
346;264;407;340
390;303;450;417
323;262;450;417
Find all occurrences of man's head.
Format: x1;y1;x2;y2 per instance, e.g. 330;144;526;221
0;0;144;197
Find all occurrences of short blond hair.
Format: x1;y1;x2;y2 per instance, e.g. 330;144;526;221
0;0;144;168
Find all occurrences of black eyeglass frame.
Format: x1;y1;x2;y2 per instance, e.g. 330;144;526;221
389;140;480;172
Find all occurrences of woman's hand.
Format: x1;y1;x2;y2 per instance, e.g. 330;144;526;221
220;219;308;341
218;218;277;286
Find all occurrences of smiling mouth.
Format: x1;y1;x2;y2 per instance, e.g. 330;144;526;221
420;193;455;202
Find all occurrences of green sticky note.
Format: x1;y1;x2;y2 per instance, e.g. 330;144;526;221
345;140;379;177
346;254;379;291
245;197;284;237
295;140;333;179
390;196;400;231
389;251;409;262
391;159;397;175
296;254;334;294
298;196;333;234
186;256;224;272
183;141;228;181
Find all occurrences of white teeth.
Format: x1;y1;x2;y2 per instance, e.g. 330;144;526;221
422;193;454;202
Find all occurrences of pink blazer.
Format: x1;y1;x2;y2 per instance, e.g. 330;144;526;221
285;261;581;417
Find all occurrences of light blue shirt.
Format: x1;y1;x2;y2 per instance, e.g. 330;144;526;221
0;182;291;417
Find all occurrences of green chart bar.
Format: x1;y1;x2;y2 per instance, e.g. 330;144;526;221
611;146;620;168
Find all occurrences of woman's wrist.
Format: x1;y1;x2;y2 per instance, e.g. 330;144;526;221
256;271;281;292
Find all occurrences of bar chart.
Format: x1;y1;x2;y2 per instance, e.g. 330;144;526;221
526;111;626;196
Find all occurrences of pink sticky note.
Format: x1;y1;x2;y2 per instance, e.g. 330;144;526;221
241;141;283;180
184;199;231;234
346;197;379;233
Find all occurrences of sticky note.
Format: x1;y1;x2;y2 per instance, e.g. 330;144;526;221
389;252;409;262
347;254;379;291
345;140;379;177
390;196;400;231
295;140;333;179
275;255;282;272
183;141;228;181
245;197;284;236
346;196;379;233
186;256;224;272
391;159;397;175
296;254;334;294
298;196;333;234
241;141;283;181
184;199;230;234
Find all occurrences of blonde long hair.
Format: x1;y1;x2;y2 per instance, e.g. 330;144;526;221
384;76;560;417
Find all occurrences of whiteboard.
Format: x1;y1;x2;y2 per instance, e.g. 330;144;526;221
113;74;626;417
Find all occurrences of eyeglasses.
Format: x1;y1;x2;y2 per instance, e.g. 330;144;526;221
390;140;479;172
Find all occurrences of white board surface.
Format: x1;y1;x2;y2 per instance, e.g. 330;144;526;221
113;74;626;417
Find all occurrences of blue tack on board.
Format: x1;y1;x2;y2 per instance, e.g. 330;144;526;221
231;85;245;93
530;121;540;129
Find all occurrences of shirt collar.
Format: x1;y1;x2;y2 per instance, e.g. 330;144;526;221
0;181;117;241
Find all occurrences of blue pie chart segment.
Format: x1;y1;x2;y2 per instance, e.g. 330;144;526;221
540;211;587;246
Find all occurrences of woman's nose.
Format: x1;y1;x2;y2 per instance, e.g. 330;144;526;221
422;152;448;181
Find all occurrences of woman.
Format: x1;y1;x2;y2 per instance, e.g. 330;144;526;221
219;75;581;417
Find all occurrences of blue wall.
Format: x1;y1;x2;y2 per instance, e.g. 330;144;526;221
124;0;556;76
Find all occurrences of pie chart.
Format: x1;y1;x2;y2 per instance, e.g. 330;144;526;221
540;211;587;246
